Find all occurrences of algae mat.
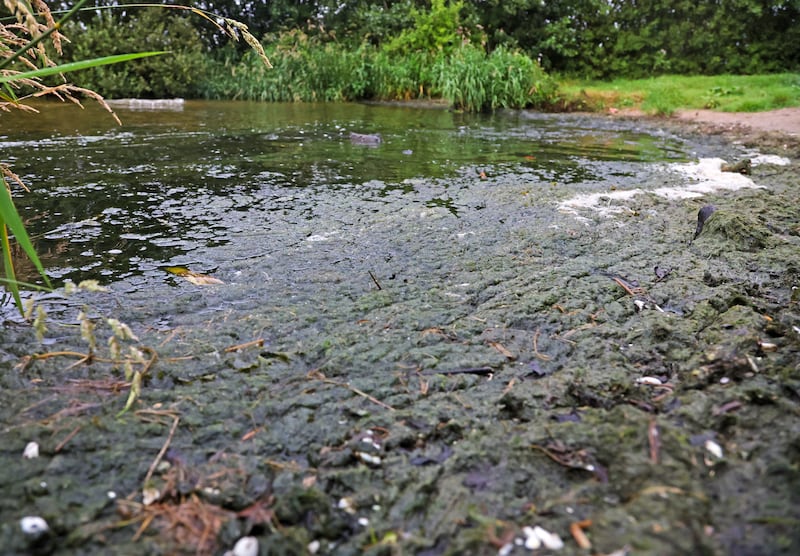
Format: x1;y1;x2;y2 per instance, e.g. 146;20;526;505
1;108;799;555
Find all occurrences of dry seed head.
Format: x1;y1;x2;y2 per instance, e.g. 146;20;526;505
224;18;272;68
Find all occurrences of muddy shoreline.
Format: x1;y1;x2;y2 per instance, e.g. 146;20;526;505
1;108;798;556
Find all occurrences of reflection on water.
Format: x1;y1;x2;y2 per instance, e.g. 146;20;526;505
0;100;692;285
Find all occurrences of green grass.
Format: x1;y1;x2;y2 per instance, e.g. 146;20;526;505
557;73;800;115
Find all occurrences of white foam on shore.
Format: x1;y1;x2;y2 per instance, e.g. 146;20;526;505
558;156;780;217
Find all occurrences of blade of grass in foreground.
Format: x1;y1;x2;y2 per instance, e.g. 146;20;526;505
0;176;52;314
0;51;167;84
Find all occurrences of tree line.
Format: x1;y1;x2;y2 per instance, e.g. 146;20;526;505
50;0;800;102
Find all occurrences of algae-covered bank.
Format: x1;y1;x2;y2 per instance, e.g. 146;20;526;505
1;103;799;555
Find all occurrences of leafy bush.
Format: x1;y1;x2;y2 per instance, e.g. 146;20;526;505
384;0;466;55
63;8;207;98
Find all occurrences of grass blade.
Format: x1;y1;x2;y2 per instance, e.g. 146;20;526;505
0;177;52;291
0;52;168;84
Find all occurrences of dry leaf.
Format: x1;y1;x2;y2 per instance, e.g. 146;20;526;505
165;266;224;285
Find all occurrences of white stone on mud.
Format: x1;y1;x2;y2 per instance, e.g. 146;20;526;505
20;516;49;536
225;536;258;556
23;441;39;459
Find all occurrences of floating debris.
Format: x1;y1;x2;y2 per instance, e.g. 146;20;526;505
349;132;382;145
164;266;224;286
22;441;39;459
19;516;49;536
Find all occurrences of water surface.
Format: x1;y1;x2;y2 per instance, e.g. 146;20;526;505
1;100;695;285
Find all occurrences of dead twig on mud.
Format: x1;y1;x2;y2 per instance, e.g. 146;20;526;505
422;366;495;376
223;338;264;353
570;519;593;550
307;370;395;411
488;340;515;360
648;419;661;464
143;415;180;489
54;424;82;453
368;270;382;290
533;327;552;361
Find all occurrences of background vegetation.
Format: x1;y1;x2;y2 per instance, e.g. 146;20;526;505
51;0;799;111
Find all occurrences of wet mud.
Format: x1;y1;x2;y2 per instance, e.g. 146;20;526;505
1;105;799;555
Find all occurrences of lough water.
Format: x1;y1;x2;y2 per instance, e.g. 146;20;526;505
2;100;713;288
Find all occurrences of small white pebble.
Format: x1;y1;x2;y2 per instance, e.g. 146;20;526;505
338;497;356;514
308;540;321;554
358;517;369;527
523;526;541;549
355;451;382;466
107;491;117;499
142;487;160;506
498;542;514;556
533;526;564;550
719;377;730;385
636;376;662;386
20;516;49;536
705;439;724;459
23;442;39;459
231;536;259;556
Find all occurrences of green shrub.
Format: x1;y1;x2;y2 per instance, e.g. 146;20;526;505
63;8;207;98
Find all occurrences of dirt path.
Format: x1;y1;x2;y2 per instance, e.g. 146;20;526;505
673;107;800;136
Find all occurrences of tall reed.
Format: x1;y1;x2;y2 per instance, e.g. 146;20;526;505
203;40;558;111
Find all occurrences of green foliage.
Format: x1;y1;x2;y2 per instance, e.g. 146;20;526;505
385;0;466;55
203;32;373;102
202;34;557;112
63;8;207;98
433;45;557;111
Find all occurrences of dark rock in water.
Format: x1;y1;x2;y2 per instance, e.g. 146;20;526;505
349;132;382;145
721;159;751;175
693;204;717;241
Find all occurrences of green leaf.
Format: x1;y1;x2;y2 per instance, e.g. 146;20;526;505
0;52;168;84
0;223;22;312
0;177;51;289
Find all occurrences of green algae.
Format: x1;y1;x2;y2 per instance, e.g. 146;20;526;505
1;105;799;555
